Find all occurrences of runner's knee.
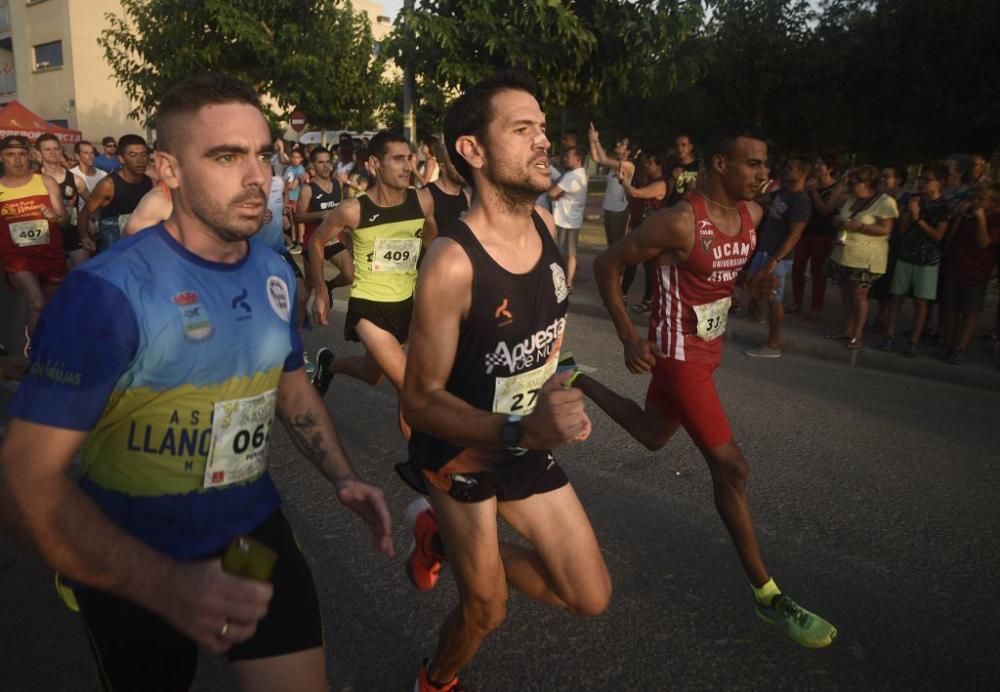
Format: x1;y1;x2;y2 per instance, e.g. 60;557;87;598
565;579;612;617
460;592;508;634
707;447;748;489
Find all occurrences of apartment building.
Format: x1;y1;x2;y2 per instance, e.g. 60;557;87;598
0;0;393;142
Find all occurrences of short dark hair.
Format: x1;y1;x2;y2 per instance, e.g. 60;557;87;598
155;73;263;152
850;164;881;190
118;134;148;154
817;152;845;175
35;133;60;147
422;135;439;149
101;136;116;146
368;129;409;160
704;121;766;161
309;146;331;163
443;69;539;190
74;140;94;155
564;145;584;164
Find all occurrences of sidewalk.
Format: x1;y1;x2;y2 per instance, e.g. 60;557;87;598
576;191;1000;393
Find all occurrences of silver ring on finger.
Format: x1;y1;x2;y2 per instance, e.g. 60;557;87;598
219;620;229;638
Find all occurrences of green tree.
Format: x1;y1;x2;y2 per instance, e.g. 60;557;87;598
99;0;386;131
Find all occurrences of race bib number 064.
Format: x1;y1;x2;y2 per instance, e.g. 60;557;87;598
692;296;731;341
372;237;420;272
9;219;50;248
203;389;277;489
492;357;558;415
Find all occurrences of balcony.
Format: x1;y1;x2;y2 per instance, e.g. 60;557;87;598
0;69;15;95
0;2;9;36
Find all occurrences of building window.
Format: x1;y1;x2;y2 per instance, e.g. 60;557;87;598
47;119;68;128
33;40;63;70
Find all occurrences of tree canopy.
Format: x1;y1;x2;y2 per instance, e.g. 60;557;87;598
100;0;387;131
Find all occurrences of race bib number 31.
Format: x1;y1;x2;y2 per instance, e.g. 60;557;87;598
9;219;50;248
203;390;277;489
693;296;731;341
372;237;420;272
492;358;558;415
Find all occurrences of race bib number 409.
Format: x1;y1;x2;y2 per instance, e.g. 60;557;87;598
372;237;420;272
9;219;50;248
492;357;558;415
203;389;277;489
692;296;731;341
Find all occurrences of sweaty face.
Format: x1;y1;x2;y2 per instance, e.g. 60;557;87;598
720;137;769;201
1;147;31;176
121;145;149;175
312;153;333;179
480;89;551;202
167;102;271;242
371;142;413;192
39;140;64;165
78;144;96;167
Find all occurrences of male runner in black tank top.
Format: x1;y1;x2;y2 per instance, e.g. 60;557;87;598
37;133;90;268
295;147;354;291
78;134;152;253
427;139;470;232
399;71;610;692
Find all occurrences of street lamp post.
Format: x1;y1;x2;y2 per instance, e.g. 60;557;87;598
402;0;416;147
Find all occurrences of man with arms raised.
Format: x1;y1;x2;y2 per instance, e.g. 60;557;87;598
308;131;436;437
398;71;611;692
0;73;392;692
575;122;836;648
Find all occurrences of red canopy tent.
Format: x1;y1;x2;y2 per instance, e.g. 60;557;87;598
0;100;82;144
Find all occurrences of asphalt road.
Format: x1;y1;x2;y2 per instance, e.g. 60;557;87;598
1;247;998;691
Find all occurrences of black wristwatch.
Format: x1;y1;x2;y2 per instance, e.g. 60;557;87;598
500;415;526;454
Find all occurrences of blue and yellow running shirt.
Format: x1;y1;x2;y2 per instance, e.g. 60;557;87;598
9;224;304;560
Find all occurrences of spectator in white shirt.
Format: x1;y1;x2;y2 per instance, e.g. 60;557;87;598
548;146;589;291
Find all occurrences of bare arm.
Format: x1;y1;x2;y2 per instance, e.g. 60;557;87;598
416;187;439;245
78;176;115;250
294;183;324;225
276;368;393;556
41;175;68;227
309;199;360;323
587;122;622;170
621;179;667;201
124;187;172;236
0;420;271;652
811;182;847;215
74;174;90;203
415;157;438;186
402;239;586;452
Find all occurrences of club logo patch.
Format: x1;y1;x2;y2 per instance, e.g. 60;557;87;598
266;276;291;322
172;291;213;341
550;263;569;303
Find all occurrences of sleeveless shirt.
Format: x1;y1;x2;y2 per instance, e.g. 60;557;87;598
408;211;570;473
428;181;469;233
650;193;756;364
351;189;425;303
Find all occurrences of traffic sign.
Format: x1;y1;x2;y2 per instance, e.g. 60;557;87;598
289;111;307;132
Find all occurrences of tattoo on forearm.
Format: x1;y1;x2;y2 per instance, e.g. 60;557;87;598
286;411;328;471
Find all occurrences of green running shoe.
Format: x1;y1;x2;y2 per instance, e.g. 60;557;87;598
754;593;837;648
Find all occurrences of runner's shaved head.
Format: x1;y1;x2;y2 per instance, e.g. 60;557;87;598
155;73;264;154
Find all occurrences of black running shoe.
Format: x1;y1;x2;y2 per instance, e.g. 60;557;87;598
311;347;335;395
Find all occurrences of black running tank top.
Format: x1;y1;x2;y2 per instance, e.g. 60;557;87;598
59;170;80;228
102;173;153;218
408;211;570;472
304;179;343;238
428;182;469;233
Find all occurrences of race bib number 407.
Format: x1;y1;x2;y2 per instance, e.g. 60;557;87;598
692;296;731;341
492;357;558;415
203;389;277;489
372;237;420;272
9;219;50;248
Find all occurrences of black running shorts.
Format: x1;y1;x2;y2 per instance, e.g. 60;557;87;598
62;224;83;253
396;453;569;504
344;295;413;344
74;510;323;691
281;250;305;280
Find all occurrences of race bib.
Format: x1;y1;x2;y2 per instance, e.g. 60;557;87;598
492;357;558;415
372;237;420;272
9;219;50;248
203;390;277;489
693;296;730;341
118;214;131;232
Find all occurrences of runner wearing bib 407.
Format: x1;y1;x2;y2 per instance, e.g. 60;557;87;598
308;131;437;439
577;121;838;650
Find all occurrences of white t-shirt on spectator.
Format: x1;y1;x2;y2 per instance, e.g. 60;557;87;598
69;165;107;194
536;166;562;212
554;166;588;229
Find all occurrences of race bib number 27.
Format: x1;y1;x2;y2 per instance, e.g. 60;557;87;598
492;358;558;416
203;389;277;489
